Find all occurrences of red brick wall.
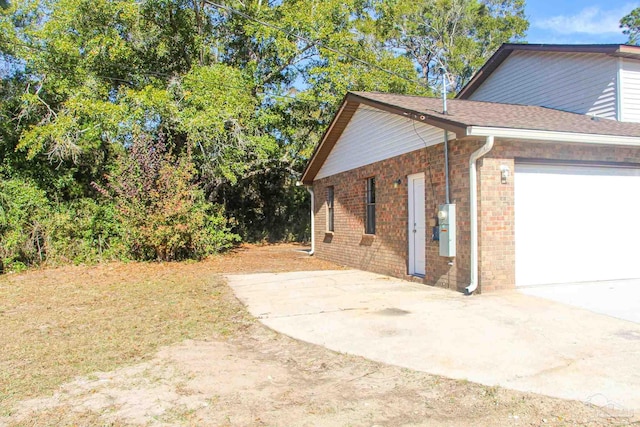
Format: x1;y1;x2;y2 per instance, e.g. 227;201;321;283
313;140;483;292
313;137;640;293
313;149;423;279
477;139;640;292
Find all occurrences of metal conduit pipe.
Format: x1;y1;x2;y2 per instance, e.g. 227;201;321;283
465;135;494;295
444;130;450;204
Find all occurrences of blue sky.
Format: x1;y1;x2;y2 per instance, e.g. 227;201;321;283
525;0;639;44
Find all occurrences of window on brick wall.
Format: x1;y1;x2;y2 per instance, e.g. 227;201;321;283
365;177;376;235
326;186;334;232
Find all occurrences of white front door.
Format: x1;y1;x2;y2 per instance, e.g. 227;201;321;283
408;173;426;276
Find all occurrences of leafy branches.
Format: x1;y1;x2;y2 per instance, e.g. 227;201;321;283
621;8;640;45
96;133;238;261
0;0;531;268
373;0;528;92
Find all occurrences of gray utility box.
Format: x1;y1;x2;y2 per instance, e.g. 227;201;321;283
438;204;456;257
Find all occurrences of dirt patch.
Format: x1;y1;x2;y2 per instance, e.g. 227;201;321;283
1;245;636;426
6;324;634;427
206;243;343;274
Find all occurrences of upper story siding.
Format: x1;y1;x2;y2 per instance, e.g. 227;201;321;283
620;58;640;123
315;105;452;180
469;51;619;120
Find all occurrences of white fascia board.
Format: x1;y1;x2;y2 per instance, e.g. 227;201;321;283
466;126;640;146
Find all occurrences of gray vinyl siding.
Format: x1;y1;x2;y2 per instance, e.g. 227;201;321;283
469;51;618;120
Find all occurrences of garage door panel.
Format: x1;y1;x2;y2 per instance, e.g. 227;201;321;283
515;164;640;286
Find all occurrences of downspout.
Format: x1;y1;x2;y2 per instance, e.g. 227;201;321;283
306;186;315;255
465;135;494;295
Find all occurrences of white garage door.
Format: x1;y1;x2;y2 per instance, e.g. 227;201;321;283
515;163;640;287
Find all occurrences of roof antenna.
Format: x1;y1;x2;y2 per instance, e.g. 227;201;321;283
441;67;448;115
441;67;450;204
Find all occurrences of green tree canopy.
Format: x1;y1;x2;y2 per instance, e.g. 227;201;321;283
621;7;640;45
0;0;530;267
371;0;528;92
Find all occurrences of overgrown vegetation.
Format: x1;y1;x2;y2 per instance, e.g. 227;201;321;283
95;133;239;261
0;0;529;270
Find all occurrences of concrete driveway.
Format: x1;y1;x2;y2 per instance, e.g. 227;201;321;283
227;269;640;413
519;279;640;324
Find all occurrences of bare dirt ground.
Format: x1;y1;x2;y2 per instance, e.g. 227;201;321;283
1;244;636;426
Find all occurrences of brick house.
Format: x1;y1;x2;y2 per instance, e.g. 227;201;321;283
301;44;640;293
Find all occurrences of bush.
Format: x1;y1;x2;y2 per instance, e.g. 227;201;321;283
0;179;127;270
0;178;50;269
214;160;310;243
100;133;239;261
0;134;241;271
44;199;125;264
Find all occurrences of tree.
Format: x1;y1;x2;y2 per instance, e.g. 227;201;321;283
621;7;640;45
1;0;249;264
202;0;428;240
372;0;528;92
1;0;531;265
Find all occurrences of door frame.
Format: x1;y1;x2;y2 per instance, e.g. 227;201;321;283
407;172;426;277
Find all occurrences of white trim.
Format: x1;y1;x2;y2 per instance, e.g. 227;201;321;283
466;126;640;146
306;186;315;256
407;173;426;277
617;57;623;122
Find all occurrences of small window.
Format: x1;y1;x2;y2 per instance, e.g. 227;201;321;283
365;177;376;235
326;186;334;232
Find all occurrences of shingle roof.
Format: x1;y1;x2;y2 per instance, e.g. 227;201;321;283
351;91;640;137
301;91;640;184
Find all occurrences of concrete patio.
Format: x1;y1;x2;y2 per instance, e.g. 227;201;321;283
227;269;640;414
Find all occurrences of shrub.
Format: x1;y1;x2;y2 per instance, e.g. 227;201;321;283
44;199;125;264
0;178;50;269
0;179;126;270
99;133;239;261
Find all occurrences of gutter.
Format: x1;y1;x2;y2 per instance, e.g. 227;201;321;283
465;135;494;295
466;126;640;146
306;186;315;256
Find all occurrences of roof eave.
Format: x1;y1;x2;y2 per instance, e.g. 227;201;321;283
349;92;468;135
301;92;468;185
456;45;514;99
300;94;356;185
467;126;640;146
